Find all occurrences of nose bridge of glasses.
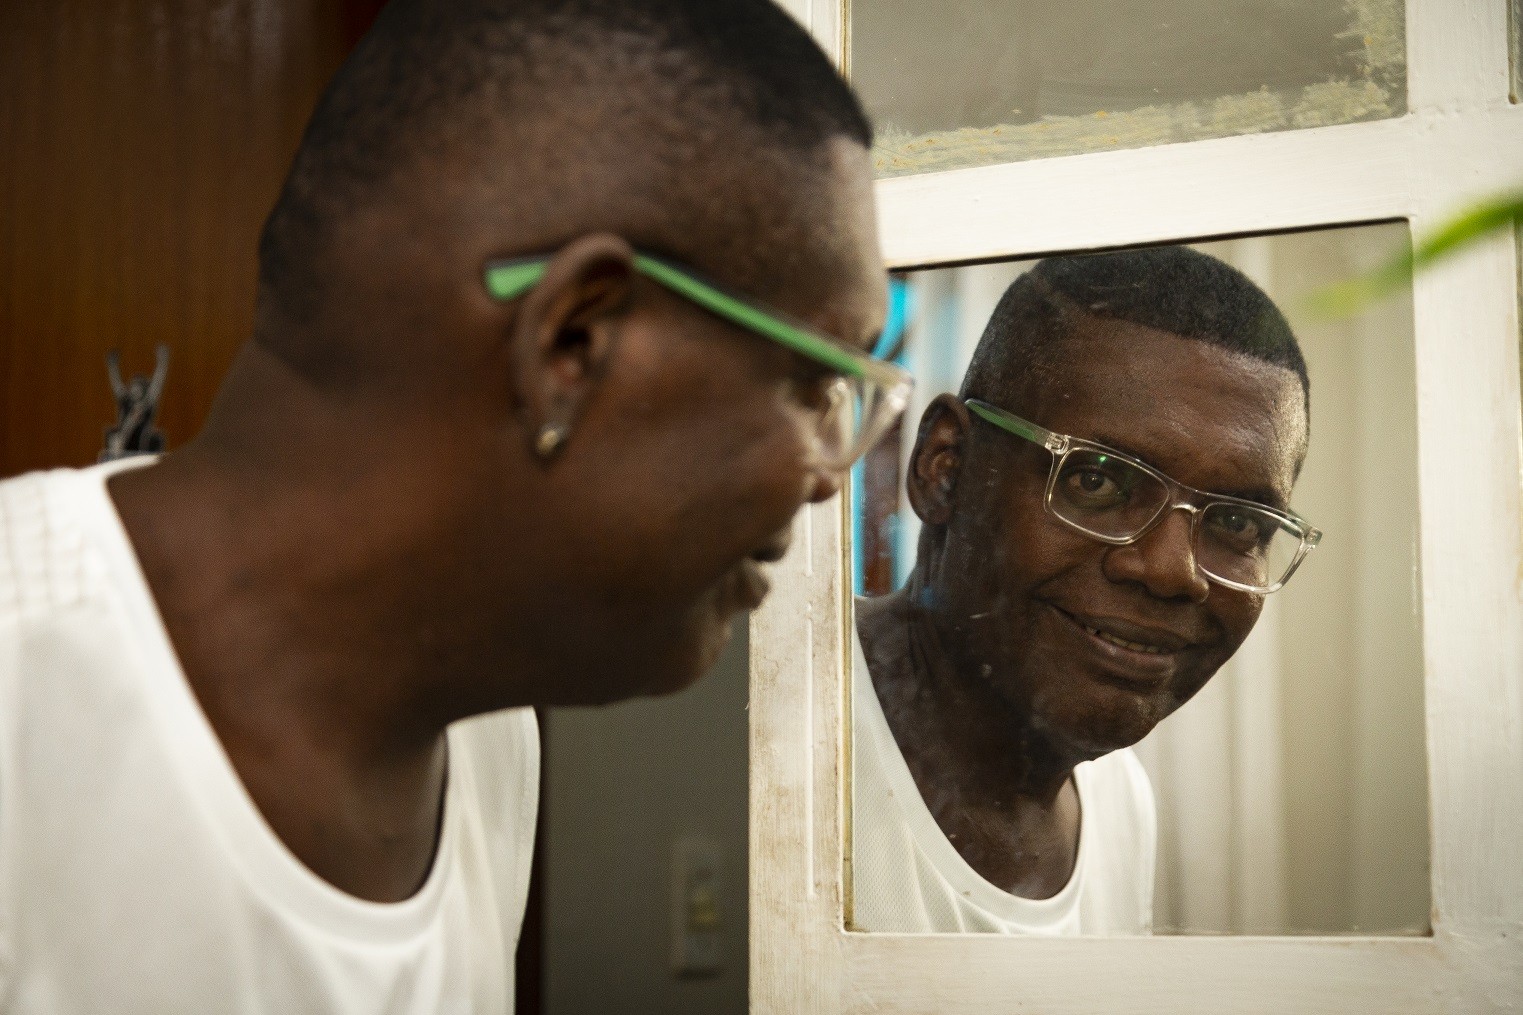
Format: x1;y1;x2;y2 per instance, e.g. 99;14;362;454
1110;461;1202;533
1135;498;1203;548
1155;498;1233;577
1099;496;1212;601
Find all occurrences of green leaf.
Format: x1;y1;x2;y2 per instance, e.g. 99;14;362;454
1307;190;1523;317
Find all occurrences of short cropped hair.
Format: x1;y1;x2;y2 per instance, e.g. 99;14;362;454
258;0;871;322
961;247;1309;412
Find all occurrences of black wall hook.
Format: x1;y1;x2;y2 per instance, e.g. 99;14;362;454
100;345;170;463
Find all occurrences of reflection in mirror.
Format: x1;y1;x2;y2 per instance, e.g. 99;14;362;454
850;0;1407;178
848;223;1428;935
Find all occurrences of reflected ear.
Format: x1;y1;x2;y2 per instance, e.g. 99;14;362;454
905;394;971;526
507;233;636;462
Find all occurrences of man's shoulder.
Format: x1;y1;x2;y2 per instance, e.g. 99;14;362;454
0;467;104;627
0;464;155;729
1079;747;1157;843
451;707;540;767
449;707;541;818
1076;747;1157;931
446;707;541;939
1092;746;1153;792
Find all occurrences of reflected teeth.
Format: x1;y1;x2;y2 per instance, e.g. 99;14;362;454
1084;624;1164;654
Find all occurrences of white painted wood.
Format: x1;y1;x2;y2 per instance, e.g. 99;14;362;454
836;934;1504;1015
748;497;848;1012
772;0;810;32
750;0;1523;1010
774;0;843;64
1408;0;1511;110
1410;228;1523;936
876;107;1523;270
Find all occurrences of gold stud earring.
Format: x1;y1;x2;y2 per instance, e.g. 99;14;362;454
535;423;567;459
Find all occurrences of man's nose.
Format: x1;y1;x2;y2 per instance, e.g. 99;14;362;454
1102;506;1212;603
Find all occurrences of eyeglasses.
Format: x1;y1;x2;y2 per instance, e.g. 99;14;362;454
965;398;1322;594
483;251;914;471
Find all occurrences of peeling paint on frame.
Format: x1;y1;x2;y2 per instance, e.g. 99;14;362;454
864;0;1408;179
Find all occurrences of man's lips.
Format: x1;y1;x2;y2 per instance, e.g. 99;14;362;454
730;558;772;608
717;531;790;612
1058;607;1195;653
1049;604;1199;682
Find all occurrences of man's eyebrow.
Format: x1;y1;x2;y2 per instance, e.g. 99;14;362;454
1083;429;1291;510
1081;430;1161;468
1217;487;1292;512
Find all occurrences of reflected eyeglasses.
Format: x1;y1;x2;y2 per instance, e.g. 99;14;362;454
965;398;1322;594
484;251;914;471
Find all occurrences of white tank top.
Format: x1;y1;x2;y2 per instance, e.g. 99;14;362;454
850;630;1155;934
0;462;540;1013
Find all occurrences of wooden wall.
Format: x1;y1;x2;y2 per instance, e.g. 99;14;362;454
0;0;361;477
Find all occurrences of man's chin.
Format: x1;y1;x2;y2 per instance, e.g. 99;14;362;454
1063;722;1153;759
636;610;739;698
1032;687;1171;758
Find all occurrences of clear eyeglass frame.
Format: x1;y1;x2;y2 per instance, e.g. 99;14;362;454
483;250;915;472
965;398;1323;594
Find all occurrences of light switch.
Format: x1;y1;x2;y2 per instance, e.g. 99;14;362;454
670;835;723;977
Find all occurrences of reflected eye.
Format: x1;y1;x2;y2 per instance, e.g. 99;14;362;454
1060;466;1126;506
1208;507;1267;548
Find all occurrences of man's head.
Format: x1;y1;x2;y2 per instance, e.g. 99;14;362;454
217;0;886;707
906;247;1308;757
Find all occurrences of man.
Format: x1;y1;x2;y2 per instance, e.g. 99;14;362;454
0;1;905;1011
853;248;1319;933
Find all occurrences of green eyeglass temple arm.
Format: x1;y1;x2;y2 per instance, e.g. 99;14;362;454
965;398;1066;452
484;253;906;387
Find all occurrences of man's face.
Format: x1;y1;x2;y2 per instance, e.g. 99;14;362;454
930;317;1307;755
518;140;888;702
309;125;883;711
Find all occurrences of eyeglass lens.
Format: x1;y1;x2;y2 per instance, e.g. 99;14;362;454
1050;448;1303;590
815;374;905;470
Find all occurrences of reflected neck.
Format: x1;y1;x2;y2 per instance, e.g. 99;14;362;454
857;585;1077;805
856;586;1083;898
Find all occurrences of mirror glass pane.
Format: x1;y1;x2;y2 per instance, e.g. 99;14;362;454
850;1;1408;179
848;222;1429;935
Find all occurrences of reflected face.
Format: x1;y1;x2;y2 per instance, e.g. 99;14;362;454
932;317;1307;754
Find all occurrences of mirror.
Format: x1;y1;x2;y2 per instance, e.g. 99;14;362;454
847;223;1429;935
850;0;1407;178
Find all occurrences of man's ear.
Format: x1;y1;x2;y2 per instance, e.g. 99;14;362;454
905;394;972;526
508;232;636;461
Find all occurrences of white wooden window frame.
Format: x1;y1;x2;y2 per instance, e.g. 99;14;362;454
751;0;1523;1011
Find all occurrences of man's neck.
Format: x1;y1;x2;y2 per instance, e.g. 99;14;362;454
101;334;554;902
109;444;466;902
856;586;1082;899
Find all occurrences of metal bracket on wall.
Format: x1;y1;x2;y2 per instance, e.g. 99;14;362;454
100;345;170;463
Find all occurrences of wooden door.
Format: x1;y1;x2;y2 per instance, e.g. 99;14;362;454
0;0;356;476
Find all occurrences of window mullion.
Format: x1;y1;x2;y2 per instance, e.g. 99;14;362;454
1407;0;1512;110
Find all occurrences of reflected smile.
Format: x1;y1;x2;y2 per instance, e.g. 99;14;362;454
1083;624;1165;654
1048;604;1194;684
